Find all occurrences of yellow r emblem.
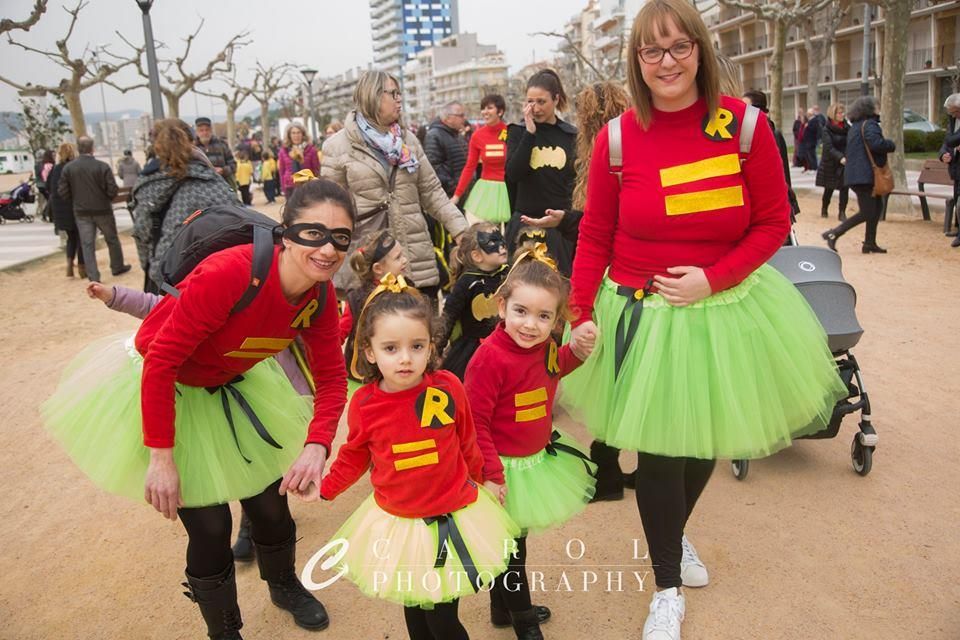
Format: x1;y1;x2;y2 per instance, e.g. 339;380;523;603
291;299;320;329
702;108;737;141
417;386;456;428
546;340;560;376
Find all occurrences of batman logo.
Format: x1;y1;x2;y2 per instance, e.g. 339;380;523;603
530;146;567;170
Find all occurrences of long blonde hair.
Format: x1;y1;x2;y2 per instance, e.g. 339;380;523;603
572;82;630;210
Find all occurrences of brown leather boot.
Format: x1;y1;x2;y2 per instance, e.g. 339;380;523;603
78;263;87;279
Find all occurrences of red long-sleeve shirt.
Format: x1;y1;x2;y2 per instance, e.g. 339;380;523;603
320;370;485;518
463;324;582;484
135;244;347;450
570;96;790;326
454;121;508;198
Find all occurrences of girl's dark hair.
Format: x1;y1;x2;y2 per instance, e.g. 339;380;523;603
450;221;496;280
353;288;436;382
350;229;396;283
480;93;506;115
742;90;769;113
527;69;568;112
281;178;357;226
498;253;574;323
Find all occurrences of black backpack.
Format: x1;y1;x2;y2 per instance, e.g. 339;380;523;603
157;204;281;314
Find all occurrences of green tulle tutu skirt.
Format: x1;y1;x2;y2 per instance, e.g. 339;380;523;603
463;179;511;224
560;265;847;460
42;333;313;507
501;429;596;534
327;489;520;607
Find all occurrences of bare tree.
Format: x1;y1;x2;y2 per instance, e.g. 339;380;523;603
195;67;252;148
119;20;250;118
872;0;910;198
533;30;605;84
250;62;293;144
718;0;832;127
0;0;47;35
0;1;143;137
801;2;850;108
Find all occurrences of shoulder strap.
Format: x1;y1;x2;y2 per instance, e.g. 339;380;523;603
231;225;275;314
607;115;623;186
740;104;761;155
860;122;878;169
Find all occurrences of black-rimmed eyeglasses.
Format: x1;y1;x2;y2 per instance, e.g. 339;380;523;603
382;89;402;100
638;40;696;65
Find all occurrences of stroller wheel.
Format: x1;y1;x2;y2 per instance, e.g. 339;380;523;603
850;436;873;476
731;459;749;481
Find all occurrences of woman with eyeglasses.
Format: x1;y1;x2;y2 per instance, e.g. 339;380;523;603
322;70;468;302
43;178;355;638
560;1;847;637
504;69;578;275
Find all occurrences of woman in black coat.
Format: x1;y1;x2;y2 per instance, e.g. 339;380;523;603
822;96;896;254
815;103;850;220
46;142;84;278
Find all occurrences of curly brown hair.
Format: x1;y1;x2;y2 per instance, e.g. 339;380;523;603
572;81;630;210
151;118;194;179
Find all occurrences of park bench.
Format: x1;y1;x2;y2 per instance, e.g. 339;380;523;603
112;186;132;211
882;159;958;234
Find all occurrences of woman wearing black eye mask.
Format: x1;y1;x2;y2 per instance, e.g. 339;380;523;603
43;178;356;638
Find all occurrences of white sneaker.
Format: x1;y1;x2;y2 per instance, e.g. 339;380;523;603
642;587;685;640
680;535;709;588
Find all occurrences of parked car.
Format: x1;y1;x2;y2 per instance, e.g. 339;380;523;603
903;109;941;133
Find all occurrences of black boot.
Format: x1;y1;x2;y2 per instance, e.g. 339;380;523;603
490;593;551;628
951;235;960;248
232;511;254;562
838;209;847;222
256;528;330;631
181;564;244;640
589;440;624;502
822;228;840;252
861;243;888;254
820;204;829;218
511;608;545;640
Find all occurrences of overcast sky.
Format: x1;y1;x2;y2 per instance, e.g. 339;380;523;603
1;0;590;119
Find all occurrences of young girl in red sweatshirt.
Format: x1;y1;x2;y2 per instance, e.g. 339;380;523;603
463;245;598;640
320;276;519;640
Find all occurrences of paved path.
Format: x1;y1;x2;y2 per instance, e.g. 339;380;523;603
0;200;133;271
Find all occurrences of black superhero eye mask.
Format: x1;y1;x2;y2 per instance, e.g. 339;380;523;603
283;223;353;251
477;229;505;254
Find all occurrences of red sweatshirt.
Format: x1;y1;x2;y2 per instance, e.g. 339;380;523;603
454;121;508;198
320;370;485;517
570;96;790;326
135;244;347;450
463;324;582;484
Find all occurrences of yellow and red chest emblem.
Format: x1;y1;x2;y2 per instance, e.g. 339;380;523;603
514;387;548;423
391;438;439;471
484;142;506;160
225;337;292;359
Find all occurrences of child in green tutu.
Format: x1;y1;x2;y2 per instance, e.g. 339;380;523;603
463;244;598;640
320;275;520;640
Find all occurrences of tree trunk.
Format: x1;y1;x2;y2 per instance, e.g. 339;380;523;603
225;102;236;148
63;89;86;138
166;93;180;119
260;102;270;147
805;40;822;110
769;18;787;131
879;0;910;207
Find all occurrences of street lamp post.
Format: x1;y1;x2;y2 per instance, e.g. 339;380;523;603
135;0;165;119
301;68;319;143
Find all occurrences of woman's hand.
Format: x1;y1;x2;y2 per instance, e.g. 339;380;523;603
653;267;712;307
520;209;564;229
942;152;952;164
523;103;536;134
280;443;328;502
483;481;507;506
144;448;182;521
569;323;598;361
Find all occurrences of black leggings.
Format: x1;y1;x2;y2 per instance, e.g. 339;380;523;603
491;535;532;613
634;453;716;589
65;229;83;264
836;185;882;245
403;600;468;640
178;478;294;577
821;186;849;214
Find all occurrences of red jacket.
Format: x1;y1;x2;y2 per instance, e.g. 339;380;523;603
320;370;485;518
135;245;346;450
463;324;582;484
570;96;790;326
454;122;508;198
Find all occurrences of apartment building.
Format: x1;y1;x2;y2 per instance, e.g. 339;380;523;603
369;0;459;81
315;66;372;126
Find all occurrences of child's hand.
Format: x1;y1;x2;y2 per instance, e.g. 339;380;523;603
570;325;598;361
289;481;321;502
484;481;507;506
86;282;113;305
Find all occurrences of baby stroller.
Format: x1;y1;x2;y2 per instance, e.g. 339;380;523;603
0;182;36;224
731;240;878;479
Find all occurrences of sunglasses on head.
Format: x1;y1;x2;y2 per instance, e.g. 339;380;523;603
476;229;505;254
283;223;352;251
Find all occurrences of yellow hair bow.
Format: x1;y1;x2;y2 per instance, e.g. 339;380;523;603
514;242;557;272
292;168;317;184
349;272;411;379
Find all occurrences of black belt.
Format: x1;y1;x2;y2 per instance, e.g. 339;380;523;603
206;375;283;464
423;511;482;592
613;278;654;379
545;430;597;478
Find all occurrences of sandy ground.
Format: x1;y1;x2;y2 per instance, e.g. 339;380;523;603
0;193;958;640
